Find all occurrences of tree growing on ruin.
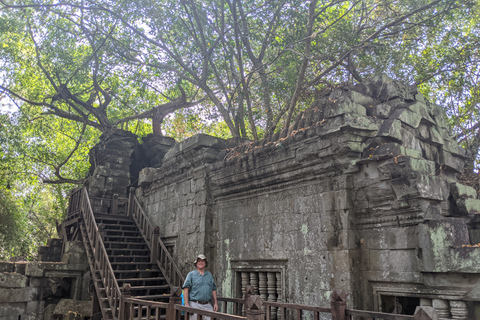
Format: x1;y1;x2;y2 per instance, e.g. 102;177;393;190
1;0;479;186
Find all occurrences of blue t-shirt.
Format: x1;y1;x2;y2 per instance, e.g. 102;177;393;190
182;270;217;302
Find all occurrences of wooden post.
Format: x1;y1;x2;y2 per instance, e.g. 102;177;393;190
330;290;347;320
167;286;183;320
127;187;135;217
151;226;160;263
414;306;439;320
245;291;264;320
119;283;132;320
243;285;254;316
112;193;119;215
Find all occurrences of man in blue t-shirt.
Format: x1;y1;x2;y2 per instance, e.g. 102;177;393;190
182;254;218;320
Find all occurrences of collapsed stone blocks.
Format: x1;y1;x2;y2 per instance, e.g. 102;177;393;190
0;242;91;320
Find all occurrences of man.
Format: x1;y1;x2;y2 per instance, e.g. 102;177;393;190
183;254;218;320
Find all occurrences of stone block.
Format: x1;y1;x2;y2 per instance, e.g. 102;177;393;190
164;134;229;160
365;74;415;101
418;123;430;140
341;114;378;132
347;90;380;107
409;102;436;125
0;262;14;273
92;166;111;177
24;263;43;277
450;182;477;200
378;119;403;141
377;156;436;179
0;272;27;288
364;270;423;283
371;103;392;119
363;227;419;250
0;287;38;303
455;198;480;215
391;175;446;201
53;299;92;317
443;139;465;157
108;162;130;171
429;126;444;146
43;304;56;320
47;238;63;247
26;301;42;313
415;92;425;103
88;175;105;189
327;100;367;118
398;109;422;128
0;303;25;317
441;150;464;173
195;190;208;205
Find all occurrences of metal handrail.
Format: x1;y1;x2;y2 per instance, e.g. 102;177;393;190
128;190;185;287
79;187;122;319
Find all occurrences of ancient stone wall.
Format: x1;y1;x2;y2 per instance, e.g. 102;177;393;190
132;75;480;317
0;241;92;320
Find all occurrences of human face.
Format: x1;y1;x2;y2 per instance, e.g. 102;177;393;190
196;258;206;270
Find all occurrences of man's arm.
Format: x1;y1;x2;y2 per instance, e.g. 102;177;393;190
184;287;190;307
212;290;218;311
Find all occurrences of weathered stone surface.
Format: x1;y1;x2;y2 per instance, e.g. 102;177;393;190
364;74;416;101
0;262;15;273
0;303;25;317
455;198;480;215
450;182;477;200
0;287;38;303
53;299;92;317
0;273;27;288
164;134;233;160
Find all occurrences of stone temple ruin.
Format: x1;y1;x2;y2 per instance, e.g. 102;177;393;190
2;75;480;319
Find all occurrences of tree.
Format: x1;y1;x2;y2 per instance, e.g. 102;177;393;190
75;0;470;139
0;113;69;260
2;0;479;261
0;1;205;183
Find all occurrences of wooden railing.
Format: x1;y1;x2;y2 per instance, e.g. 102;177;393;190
67;187;83;217
127;187;185;288
77;187;122;318
118;285;437;320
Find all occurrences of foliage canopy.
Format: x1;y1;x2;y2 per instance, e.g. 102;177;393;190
0;0;479;258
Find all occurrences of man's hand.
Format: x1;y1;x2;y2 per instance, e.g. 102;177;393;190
212;290;218;311
183;288;189;307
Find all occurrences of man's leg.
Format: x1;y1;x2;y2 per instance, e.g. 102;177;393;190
196;302;214;320
189;301;200;320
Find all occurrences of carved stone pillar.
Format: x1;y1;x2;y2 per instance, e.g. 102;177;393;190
250;272;259;295
450;300;468;320
267;272;277;320
241;272;250;297
420;298;432;306
276;272;282;320
432;299;451;319
259;272;268;301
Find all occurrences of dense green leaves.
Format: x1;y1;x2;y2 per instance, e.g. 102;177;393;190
0;0;479;258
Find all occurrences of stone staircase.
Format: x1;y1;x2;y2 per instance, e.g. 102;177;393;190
97;214;170;301
64;187;182;319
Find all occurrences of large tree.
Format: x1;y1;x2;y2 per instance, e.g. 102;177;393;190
1;0;479;259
